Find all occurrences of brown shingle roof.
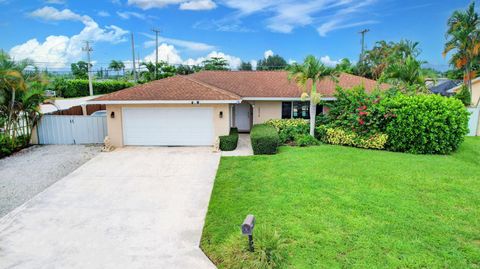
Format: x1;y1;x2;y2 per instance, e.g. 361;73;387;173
93;76;240;101
94;71;388;101
189;71;388;98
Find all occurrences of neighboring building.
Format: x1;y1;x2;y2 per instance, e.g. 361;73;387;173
427;79;462;97
89;71;388;147
447;77;480;106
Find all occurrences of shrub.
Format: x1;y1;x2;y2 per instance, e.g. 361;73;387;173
251;124;280;155
323;85;389;136
52;79;134;98
294;134;320;147
317;126;388;150
265;119;308;144
218;226;288;269
219;128;239;151
454;85;471;106
0;134;30;158
382;94;469;154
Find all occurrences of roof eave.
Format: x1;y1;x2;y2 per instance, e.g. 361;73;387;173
88;100;241;105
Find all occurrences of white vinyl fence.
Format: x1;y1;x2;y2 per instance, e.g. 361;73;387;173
37;115;107;144
467;107;480;136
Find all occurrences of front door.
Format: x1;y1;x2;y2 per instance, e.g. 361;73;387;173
235;103;251;132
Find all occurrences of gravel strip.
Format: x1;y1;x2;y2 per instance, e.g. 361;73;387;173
0;145;101;218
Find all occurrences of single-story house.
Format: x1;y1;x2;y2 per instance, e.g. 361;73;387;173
89;71;387;147
427;79;462;97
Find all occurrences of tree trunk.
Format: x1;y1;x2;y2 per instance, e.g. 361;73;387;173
466;62;473;105
309;98;316;137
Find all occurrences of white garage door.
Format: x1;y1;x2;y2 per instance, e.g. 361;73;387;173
122;107;214;146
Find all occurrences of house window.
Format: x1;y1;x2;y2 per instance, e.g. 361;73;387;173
281;102;292;119
282;101;323;119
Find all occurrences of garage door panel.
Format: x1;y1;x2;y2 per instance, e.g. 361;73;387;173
123;108;214;146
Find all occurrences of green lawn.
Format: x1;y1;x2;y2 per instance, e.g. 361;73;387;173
201;138;480;268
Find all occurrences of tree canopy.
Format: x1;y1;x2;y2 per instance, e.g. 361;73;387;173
257;55;288;71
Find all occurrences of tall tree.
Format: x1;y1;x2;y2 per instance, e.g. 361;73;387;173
443;2;480;104
109;60;125;77
70;61;89;79
381;56;427;94
288;55;338;136
335;58;355;74
257;55;288;71
239;61;253;71
202;57;229;70
139;61;177;82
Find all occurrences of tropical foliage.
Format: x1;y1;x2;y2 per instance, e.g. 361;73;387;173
70;61;90;79
443;2;480;105
265;119;308;144
239;61;253;71
257;55;288;71
0;52;46;156
202;57;229;70
108;60;125;77
288;55;338;136
139;61;177;82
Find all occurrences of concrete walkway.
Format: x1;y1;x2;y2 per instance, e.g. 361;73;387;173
222;134;253;156
0;147;219;269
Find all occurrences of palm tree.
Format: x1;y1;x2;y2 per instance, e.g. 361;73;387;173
288;55;338;136
381;56;427;94
109;60;125;78
443;2;480;103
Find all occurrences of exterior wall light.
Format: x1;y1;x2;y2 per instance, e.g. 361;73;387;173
219;111;223;118
110;111;115;118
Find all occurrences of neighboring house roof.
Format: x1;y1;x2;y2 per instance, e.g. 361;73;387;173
428;79;462;96
92;76;241;103
447;77;480;94
92;71;388;103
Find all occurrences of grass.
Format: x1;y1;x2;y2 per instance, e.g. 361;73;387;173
201;137;480;268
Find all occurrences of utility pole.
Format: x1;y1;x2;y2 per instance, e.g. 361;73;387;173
131;32;137;82
151;28;160;80
359;29;370;64
82;41;94;96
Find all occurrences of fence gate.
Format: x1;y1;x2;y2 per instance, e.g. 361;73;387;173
37;115;107;144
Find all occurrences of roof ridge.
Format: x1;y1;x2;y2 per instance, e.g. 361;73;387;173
182;75;241;99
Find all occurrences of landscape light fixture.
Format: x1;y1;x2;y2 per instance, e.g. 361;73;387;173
241;214;256;252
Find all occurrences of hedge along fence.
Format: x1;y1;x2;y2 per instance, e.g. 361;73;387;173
219;128;239;151
52;79;134;98
250;124;280;155
381;94;469;154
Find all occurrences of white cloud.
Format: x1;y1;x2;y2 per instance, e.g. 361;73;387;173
180;0;216;10
144;43;184;64
320;55;339;67
10;7;128;68
207;0;379;36
184;51;242;69
44;0;65;4
97;11;111;17
117;11;146;20
128;0;216;10
264;49;274;59
143;34;215;52
250;60;258;70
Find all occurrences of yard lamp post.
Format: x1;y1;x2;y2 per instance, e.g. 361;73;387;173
241;214;256;252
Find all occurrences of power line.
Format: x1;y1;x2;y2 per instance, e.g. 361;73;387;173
131;32;137;82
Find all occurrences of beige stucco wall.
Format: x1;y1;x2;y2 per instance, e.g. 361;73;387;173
249;101;282;124
471;80;480;107
106;104;230;148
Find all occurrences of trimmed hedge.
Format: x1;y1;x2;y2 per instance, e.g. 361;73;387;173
219;128;239;151
52;79;134;98
382;94;469;154
250;124;280;155
317;126;388;150
265;119;309;144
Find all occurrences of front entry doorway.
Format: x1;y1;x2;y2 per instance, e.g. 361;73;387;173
234;102;252;132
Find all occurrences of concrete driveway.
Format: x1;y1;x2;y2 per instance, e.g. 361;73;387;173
0;147;219;269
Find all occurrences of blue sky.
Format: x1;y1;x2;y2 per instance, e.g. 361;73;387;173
0;0;476;71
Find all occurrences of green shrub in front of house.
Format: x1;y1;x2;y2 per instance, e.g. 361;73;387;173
317;126;388;150
52;78;134;98
318;86;469;154
265;119;309;144
250;124;280;155
0;134;30;159
294;134;320;147
219;128;239;151
454;85;471;106
381;94;469;154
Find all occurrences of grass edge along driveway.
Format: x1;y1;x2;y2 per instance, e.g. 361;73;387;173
201;138;480;268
